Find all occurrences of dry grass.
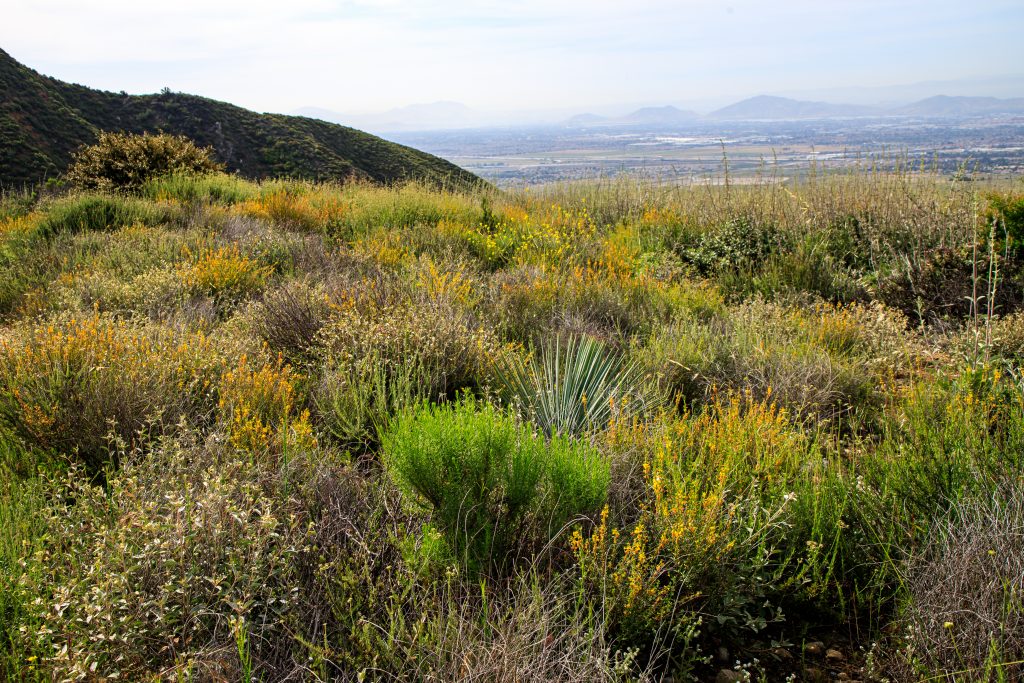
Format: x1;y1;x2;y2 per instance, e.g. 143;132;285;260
893;480;1024;681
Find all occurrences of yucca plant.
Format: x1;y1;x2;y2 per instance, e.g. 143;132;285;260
494;334;661;436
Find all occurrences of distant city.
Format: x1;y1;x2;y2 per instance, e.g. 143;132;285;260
299;94;1024;185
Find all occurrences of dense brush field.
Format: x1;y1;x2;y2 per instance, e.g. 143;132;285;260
2;169;1023;682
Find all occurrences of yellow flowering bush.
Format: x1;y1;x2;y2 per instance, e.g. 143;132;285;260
572;397;806;642
236;186;350;232
218;354;315;454
471;202;597;267
0;313;221;472
179;244;273;300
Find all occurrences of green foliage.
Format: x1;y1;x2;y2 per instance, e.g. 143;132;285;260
676;217;784;277
495;334;661;436
35;193;168;238
383;397;609;574
986;190;1024;252
5;168;1024;681
0;436;50;678
141;171;259;204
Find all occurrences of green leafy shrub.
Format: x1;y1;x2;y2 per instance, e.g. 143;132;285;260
383;397;609;574
16;436;306;681
494;334;662;436
676;217;785;277
66;131;223;192
986;190;1024;254
310;293;499;452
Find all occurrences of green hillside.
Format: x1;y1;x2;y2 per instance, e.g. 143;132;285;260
0;48;481;189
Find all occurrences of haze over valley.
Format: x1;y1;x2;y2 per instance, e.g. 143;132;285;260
366;93;1024;184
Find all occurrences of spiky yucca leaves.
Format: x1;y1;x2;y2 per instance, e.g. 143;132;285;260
494;334;661;436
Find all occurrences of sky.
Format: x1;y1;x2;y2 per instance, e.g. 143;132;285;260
3;0;1023;118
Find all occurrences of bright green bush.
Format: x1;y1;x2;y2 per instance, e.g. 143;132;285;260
383;397;609;574
66;131;223;192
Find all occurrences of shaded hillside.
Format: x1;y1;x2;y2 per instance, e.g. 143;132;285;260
0;48;481;189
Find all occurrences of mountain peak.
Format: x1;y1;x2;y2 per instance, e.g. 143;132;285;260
709;95;877;120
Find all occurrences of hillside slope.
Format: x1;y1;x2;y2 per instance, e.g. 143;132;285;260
0;48;481;189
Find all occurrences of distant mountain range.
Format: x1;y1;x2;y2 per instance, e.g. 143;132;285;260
891;95;1024;117
707;95;879;120
299;93;1024;133
560;95;1024;127
0;49;481;189
296;90;1024;133
566;105;700;128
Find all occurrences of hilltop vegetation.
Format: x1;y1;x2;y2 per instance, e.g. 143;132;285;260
1;168;1023;682
0;48;481;190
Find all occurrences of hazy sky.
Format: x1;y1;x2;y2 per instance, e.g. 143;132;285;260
3;0;1022;115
